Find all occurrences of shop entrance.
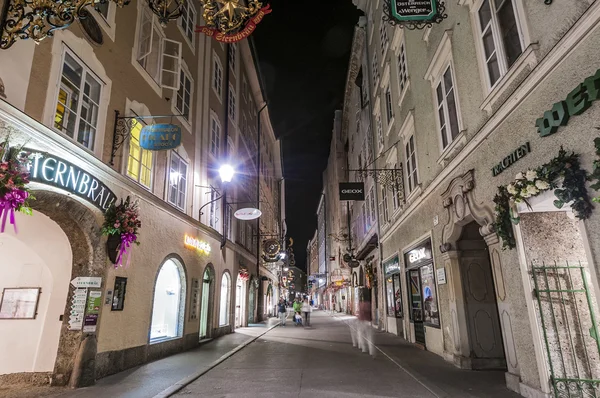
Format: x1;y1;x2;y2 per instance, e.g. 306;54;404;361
408;269;426;345
518;205;600;394
199;266;214;340
235;277;246;328
457;222;506;369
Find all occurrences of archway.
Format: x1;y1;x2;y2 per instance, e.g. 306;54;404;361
247;277;257;324
149;257;187;342
235;276;247;328
199;264;214;340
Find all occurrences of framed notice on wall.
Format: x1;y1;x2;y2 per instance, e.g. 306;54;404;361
0;288;41;319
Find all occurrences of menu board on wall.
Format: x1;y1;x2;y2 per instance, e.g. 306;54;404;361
0;288;41;319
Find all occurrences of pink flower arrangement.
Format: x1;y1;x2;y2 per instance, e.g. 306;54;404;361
102;196;141;268
0;136;34;233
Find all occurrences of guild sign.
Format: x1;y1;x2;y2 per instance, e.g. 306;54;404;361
384;0;447;29
196;1;271;43
263;239;280;259
140;124;181;151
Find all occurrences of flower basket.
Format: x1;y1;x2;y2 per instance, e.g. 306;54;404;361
0;136;34;233
102;196;141;268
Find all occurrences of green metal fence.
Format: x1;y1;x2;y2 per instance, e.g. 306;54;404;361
532;261;600;398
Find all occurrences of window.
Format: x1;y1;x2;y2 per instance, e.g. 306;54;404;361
420;263;439;326
175;69;192;120
386;274;402;317
362;203;368;235
369;186;376;224
397;43;408;95
210;116;221;157
405;136;418;194
212;56;223;99
366;125;374;162
54;51;102;150
127;118;153;188
379;185;389;224
376;113;384;151
228;85;236;122
384;86;393;124
225;205;233;240
96;2;109;20
477;0;523;88
136;6;182;89
150;259;186;342
436;66;460;149
178;0;196;44
372;52;380;88
209;188;219;229
391;163;403;210
379;21;389;55
219;273;231;326
229;43;237;72
168;151;187;210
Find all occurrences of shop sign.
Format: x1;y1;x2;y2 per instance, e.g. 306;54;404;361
184;234;211;255
25;150;117;213
331;275;344;282
69;288;87;330
390;0;436;22
339;182;365;201
383;255;400;276
404;239;433;268
139;124;181;151
83;291;101;333
492;142;531;177
234;208;262;220
71;277;102;288
536;68;600;137
436;268;447;285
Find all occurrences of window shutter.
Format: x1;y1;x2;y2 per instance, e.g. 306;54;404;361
161;38;182;90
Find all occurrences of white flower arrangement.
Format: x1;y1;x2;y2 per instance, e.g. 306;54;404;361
526;170;538;181
506;168;551;204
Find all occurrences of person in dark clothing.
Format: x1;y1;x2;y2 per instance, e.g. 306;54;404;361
277;298;287;326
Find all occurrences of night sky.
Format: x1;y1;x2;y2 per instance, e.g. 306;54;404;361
253;0;361;271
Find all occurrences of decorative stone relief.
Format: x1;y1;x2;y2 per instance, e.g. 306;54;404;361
440;170;497;251
501;310;519;370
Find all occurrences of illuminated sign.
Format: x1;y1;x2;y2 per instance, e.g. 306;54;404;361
383;255;400;276
184;235;211;255
140;124;181;151
404;239;433;267
25;149;116;213
409;248;427;263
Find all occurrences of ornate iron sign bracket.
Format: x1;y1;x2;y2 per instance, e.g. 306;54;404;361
383;0;448;30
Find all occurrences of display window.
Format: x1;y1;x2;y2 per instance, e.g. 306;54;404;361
385;274;402;317
404;239;440;328
150;259;186;342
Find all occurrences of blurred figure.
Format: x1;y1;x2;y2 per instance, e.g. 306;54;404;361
301;297;312;326
351;291;376;357
293;298;303;326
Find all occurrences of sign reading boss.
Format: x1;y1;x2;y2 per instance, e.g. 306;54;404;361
339;182;365;201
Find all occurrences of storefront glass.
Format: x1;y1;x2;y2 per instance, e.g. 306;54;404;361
404;239;439;329
150;259;184;341
419;264;439;326
219;273;231;326
383;255;402;318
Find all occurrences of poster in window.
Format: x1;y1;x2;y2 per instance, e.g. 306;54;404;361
409;270;422;321
420;264;439;326
386;277;395;316
393;274;402;318
0;288;41;319
111;277;127;311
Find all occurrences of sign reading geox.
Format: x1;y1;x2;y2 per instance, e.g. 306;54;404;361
339;182;365;201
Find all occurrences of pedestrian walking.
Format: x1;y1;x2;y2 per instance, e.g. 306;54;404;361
351;292;376;357
293;298;303;326
277;298;287;326
301;298;312;326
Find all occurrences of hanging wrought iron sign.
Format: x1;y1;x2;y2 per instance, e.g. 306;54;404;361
195;0;271;43
383;0;447;30
139;124;181;151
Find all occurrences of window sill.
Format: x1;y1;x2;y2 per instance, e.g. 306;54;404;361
397;82;410;108
212;87;223;104
52;128;98;158
405;185;422;205
126;174;152;192
480;44;538;114
437;131;467;167
149;335;182;345
385;117;395;136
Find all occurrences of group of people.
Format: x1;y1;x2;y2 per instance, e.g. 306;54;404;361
277;297;312;327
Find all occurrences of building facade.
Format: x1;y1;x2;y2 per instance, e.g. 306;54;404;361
348;0;600;397
0;0;283;388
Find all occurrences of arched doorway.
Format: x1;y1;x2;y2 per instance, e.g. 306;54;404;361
219;272;231;326
266;283;273;317
199;265;214;339
235;276;247;328
0;211;72;375
150;257;187;342
247;277;257;324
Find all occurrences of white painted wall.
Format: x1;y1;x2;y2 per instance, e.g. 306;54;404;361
0;40;35;111
0;211;72;374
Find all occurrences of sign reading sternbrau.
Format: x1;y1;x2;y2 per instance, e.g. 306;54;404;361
391;0;436;21
339;182;365;201
196;4;272;43
140;124;181;151
24;149;117;213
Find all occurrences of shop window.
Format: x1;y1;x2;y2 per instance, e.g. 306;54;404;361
476;0;524;89
386;274;402;318
127;117;153;188
420;264;439;326
150;259;186;342
168;151;187;210
219;273;231;326
54;50;103;151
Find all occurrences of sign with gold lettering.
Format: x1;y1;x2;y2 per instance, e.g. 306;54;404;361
140;124;181;151
184;235;211;255
195;5;272;43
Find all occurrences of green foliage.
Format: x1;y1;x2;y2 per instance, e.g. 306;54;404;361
101;196;142;245
589;137;600;203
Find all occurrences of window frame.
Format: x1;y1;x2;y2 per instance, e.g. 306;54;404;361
125;114;154;190
167;150;188;211
379;18;390;60
434;64;461;151
228;84;237;124
90;2;117;41
212;53;223;102
384;85;394;126
53;48;104;152
228;43;237;75
405;135;419;195
219;272;231;326
396;41;409;105
372;52;380;89
209;113;221;158
177;0;197;51
173;62;193;128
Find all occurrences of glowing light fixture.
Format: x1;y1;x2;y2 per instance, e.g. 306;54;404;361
218;164;235;183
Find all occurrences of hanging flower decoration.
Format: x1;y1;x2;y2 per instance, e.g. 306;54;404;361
0;136;35;233
239;269;250;281
364;263;375;289
494;147;593;250
102;196;141;268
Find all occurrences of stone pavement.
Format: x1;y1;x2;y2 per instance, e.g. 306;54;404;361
173;310;521;398
0;319;278;398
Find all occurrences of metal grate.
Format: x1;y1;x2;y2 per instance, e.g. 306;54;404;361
532;261;600;398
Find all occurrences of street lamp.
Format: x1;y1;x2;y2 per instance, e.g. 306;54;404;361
219;164;235;183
